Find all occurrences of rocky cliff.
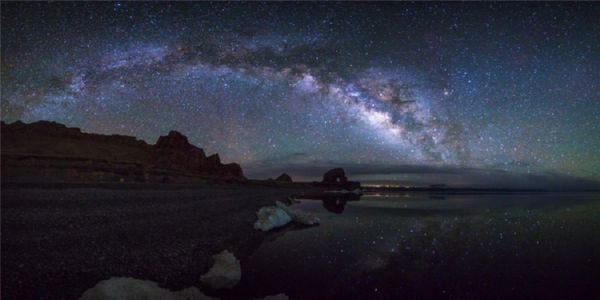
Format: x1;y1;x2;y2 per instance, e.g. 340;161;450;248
1;120;245;183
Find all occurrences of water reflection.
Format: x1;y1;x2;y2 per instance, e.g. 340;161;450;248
296;192;361;214
235;192;600;299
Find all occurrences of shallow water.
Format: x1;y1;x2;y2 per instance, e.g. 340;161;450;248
233;192;600;299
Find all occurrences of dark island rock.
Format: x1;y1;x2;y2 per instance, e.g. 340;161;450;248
323;168;348;184
275;173;293;182
321;168;360;190
1;120;246;183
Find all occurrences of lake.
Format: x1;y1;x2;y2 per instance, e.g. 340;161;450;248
231;192;600;299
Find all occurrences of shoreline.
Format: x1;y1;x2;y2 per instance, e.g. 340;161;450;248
1;185;311;299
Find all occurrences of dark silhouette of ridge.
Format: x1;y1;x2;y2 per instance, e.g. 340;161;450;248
1;120;245;184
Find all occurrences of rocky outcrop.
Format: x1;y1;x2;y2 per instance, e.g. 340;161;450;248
321;168;360;190
323;168;347;184
275;173;293;182
1;120;246;183
253;206;292;231
275;201;320;226
153;131;244;178
200;250;242;289
79;277;215;300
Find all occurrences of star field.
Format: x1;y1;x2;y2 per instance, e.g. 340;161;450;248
1;2;599;188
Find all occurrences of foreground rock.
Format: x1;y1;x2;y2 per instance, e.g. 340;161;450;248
200;250;241;289
1;187;300;300
253;206;292;231
79;277;215;300
275;201;320;226
1;120;245;183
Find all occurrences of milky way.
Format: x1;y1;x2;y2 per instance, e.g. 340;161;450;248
1;2;599;188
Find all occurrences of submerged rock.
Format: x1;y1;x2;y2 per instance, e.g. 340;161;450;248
253;206;292;231
275;201;320;226
79;277;214;300
200;250;241;289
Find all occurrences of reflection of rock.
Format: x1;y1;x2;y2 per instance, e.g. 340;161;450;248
322;198;349;214
299;192;361;214
200;250;241;289
275;173;292;182
352;188;363;195
275;201;320;226
79;277;215;300
253;206;292;231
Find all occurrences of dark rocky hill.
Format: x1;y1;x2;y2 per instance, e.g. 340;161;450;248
1;120;245;183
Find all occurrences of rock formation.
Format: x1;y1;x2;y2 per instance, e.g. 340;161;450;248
322;168;347;184
1;120;245;183
321;168;360;190
79;277;215;300
275;173;293;182
275;201;320;226
253;206;292;231
200;250;242;289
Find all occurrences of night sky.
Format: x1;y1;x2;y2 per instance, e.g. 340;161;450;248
1;2;599;189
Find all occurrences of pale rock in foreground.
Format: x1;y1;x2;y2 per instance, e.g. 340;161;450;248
253;206;292;231
79;277;215;300
200;250;241;289
275;201;320;226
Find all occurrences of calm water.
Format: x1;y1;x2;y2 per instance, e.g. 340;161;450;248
232;192;600;299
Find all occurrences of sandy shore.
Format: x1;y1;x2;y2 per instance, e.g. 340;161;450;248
1;184;310;299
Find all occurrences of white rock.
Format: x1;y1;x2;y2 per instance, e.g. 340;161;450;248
275;201;320;226
200;250;241;289
253;206;292;231
79;277;215;300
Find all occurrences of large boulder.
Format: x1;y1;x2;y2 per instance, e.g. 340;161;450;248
79;277;214;300
275;201;319;226
253;206;292;231
200;250;242;289
275;173;293;182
